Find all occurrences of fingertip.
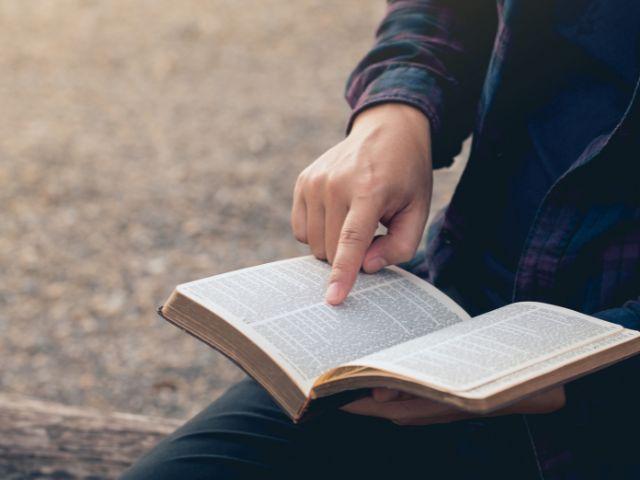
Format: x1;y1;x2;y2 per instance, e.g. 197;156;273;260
312;249;327;261
363;256;386;273
362;235;389;273
325;281;344;305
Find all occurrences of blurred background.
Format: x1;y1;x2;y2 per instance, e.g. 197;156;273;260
0;0;465;420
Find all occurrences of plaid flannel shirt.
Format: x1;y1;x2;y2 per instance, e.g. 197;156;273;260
346;1;640;477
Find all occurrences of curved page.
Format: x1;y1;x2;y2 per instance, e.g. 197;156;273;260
177;256;469;392
350;302;621;392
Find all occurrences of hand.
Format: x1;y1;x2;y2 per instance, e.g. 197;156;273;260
341;386;566;426
291;103;433;305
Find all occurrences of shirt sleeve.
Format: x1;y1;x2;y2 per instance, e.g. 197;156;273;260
345;0;497;168
564;296;640;415
593;297;640;330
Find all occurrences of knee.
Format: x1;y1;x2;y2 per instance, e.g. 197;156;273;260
121;378;296;479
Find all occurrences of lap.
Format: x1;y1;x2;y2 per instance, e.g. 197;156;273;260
123;378;540;480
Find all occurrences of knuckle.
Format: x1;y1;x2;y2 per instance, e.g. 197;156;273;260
352;188;385;211
330;258;355;277
395;240;417;262
290;226;304;244
307;173;326;191
295;170;309;190
357;176;379;193
325;174;343;195
313;251;327;261
340;226;367;246
331;258;349;271
326;249;335;265
352;191;375;205
310;244;326;260
290;217;306;243
353;165;383;192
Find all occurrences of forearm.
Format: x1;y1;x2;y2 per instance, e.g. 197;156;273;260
345;0;497;167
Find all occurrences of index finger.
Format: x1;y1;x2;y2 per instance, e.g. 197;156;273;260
325;200;380;305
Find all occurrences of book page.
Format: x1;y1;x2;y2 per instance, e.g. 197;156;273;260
462;329;640;398
177;256;469;389
351;302;622;392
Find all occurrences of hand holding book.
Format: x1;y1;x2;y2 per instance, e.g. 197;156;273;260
342;385;566;425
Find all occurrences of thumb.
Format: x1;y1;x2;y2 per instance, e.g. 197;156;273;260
362;204;427;273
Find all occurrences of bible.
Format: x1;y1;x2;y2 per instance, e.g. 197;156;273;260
160;256;640;422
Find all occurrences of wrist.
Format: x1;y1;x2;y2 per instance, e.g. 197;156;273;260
351;103;430;135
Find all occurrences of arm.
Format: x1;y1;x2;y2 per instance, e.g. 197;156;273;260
292;0;497;305
346;0;497;168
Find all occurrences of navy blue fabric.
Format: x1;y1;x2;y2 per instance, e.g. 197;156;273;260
470;37;640;313
348;0;640;327
122;378;541;479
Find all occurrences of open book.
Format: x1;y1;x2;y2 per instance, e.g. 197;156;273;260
160;256;640;422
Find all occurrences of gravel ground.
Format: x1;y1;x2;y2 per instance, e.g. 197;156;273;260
0;0;465;419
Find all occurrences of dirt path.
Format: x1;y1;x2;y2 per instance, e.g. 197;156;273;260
0;0;464;418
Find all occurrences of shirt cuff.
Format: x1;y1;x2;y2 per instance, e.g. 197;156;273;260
593;301;640;330
345;65;458;169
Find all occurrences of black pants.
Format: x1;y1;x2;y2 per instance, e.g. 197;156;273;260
122;378;541;479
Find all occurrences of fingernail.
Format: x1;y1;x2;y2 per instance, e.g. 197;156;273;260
366;257;386;272
325;282;342;305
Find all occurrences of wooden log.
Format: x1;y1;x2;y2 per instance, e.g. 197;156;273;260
0;393;182;480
